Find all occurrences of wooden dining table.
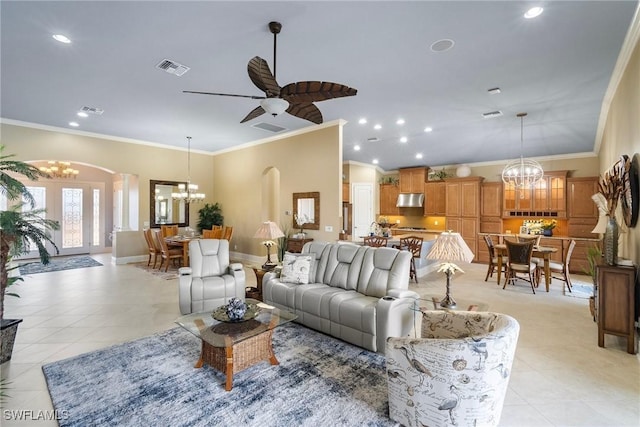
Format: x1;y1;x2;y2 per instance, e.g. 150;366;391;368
166;236;199;267
494;244;558;292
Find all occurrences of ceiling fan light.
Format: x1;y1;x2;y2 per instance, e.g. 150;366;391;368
261;98;289;116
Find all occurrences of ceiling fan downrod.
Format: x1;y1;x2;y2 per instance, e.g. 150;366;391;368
269;21;282;80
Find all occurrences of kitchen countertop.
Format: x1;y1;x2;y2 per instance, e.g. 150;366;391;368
478;232;600;242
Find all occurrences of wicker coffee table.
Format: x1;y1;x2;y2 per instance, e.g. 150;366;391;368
176;299;297;391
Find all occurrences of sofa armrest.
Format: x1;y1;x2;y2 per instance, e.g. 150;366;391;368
386;289;420;300
375;293;419;354
178;268;193;315
228;263;246;294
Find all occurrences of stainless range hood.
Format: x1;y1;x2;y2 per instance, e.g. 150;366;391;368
396;193;425;208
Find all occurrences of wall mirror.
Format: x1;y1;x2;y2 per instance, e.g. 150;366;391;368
150;180;189;228
293;191;320;230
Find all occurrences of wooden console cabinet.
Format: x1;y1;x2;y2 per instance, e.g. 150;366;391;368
286;238;314;253
596;264;638;354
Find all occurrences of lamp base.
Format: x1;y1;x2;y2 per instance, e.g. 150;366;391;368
439;294;457;309
440;271;457;308
262;262;277;271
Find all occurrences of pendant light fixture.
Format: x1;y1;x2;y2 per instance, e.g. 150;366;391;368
172;136;205;203
501;113;543;192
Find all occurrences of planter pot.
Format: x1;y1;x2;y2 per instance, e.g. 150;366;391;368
542;229;553;236
1;318;23;364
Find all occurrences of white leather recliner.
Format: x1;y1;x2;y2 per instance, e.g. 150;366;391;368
178;239;245;314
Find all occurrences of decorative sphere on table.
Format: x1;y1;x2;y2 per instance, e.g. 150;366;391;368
226;298;247;321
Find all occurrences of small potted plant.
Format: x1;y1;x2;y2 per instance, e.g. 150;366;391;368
540;219;557;236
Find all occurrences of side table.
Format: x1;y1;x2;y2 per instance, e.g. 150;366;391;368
248;267;271;301
286;237;314;253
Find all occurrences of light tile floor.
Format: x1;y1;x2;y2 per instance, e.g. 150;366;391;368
1;253;638;426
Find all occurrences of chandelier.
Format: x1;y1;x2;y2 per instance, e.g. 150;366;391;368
501;112;543;192
39;161;79;179
171;136;205;203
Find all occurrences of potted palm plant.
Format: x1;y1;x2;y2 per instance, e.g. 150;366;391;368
196;203;223;233
1;145;59;363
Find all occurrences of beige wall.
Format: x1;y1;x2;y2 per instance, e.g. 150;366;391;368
1;123;214;229
599;29;640;264
212;124;343;259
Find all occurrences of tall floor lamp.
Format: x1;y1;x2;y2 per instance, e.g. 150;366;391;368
253;221;285;270
426;231;474;308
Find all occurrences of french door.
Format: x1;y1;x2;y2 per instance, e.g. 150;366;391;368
21;181;105;258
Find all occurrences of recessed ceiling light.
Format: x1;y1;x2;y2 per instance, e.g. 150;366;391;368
424;127;433;133
358;118;367;125
374;124;382;130
354;145;361;151
52;34;71;44
430;39;455;53
68;121;79;127
77;112;89;118
372;159;379;165
396;119;405;125
400;137;408;143
416;153;423;159
524;7;543;19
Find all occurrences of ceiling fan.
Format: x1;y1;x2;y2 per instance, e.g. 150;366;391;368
183;21;357;125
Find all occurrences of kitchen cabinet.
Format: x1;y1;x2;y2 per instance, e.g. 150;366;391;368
567;177;599;218
379;184;400;215
503;170;568;218
399;167;427;193
445;177;483;257
596;264;638;354
481;182;502;218
424;181;446;216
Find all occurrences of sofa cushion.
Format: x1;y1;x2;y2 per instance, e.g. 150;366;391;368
357;247;411;297
323;244;368;290
281;253;314;284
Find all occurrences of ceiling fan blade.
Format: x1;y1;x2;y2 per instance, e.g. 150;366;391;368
248;56;281;97
280;81;357;103
183;90;265;100
286;103;323;124
240;106;266;123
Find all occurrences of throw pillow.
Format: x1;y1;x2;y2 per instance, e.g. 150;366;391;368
281;254;314;284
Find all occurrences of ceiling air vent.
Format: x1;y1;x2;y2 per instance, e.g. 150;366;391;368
155;59;190;76
80;106;104;115
367;137;380;142
252;122;287;133
482;110;503;119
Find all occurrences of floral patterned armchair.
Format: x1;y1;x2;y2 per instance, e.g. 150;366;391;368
386;311;520;427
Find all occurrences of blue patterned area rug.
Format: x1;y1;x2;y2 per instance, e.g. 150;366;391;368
42;323;393;427
19;256;102;275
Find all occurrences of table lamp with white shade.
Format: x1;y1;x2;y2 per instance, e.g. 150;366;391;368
425;231;474;308
253;221;285;270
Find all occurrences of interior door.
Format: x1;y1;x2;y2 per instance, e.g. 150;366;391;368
352;183;374;241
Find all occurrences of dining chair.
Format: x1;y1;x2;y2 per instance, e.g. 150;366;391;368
155;230;183;271
483;235;506;282
517;235;542;284
540;239;576;293
202;229;217;239
503;240;536;294
397;236;423;283
363;236;388;247
222;226;233;241
160;224;179;238
143;228;160;268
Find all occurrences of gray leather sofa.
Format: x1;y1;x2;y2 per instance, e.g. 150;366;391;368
178;239;245;314
263;241;419;353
